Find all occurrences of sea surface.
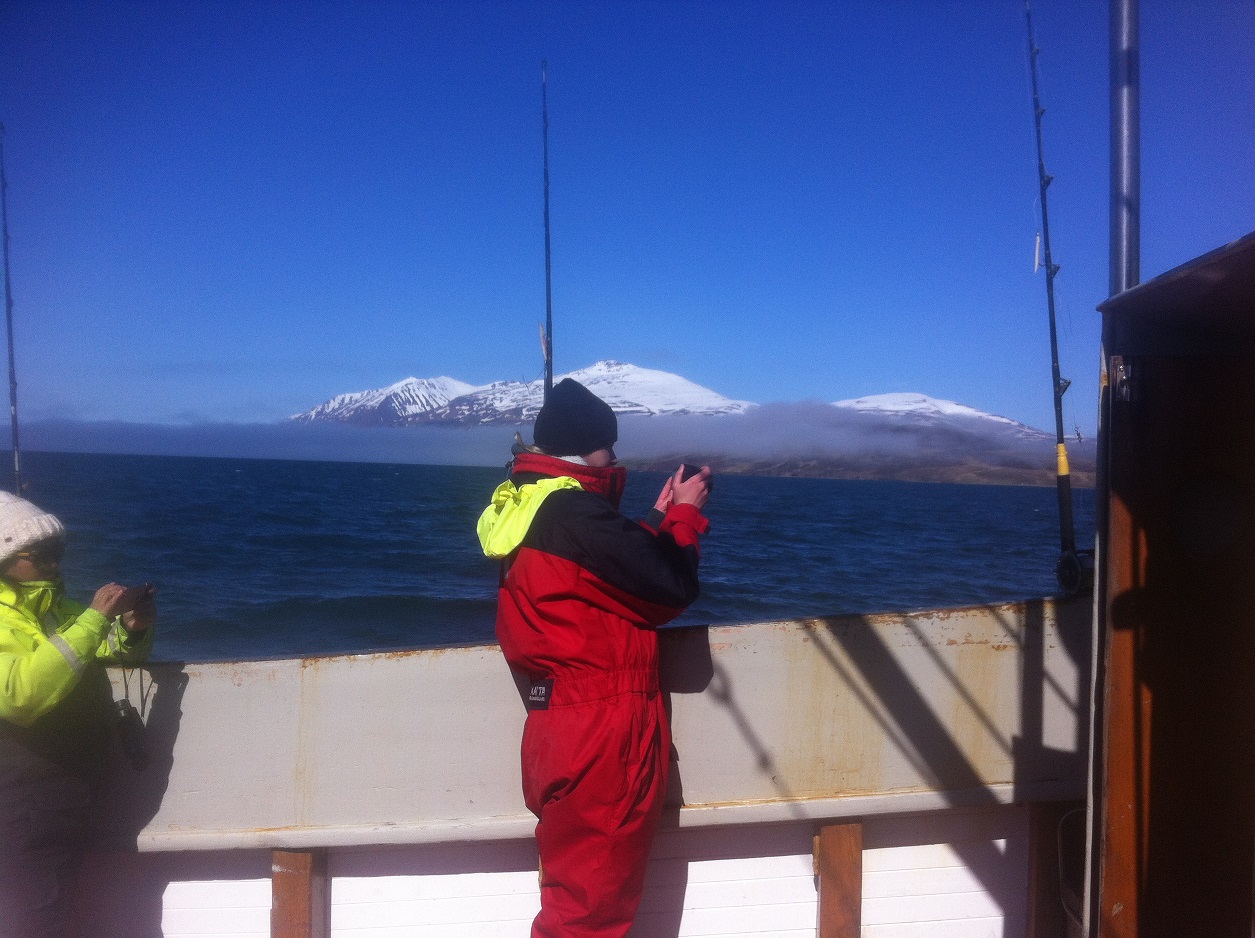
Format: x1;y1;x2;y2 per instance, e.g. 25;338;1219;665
16;450;1095;663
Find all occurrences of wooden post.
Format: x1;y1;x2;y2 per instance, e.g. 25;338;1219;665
272;849;329;938
815;821;862;938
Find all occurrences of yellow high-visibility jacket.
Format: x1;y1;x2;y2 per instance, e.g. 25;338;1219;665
0;580;153;729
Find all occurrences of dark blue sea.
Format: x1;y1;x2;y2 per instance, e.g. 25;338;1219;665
15;450;1095;663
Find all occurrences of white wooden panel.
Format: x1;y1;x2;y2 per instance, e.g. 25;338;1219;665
666;853;816;884
334;870;540;904
859;808;1028;938
331;871;540;934
648;934;814;938
335;924;536;938
638;859;816;909
636;876;817;912
635;851;816;936
330;857;820;936
864;889;1004;923
864;840;1003;872
72;812;1038;938
864;862;998;898
863;918;1005;938
635;900;817;935
333;893;541;928
328;826;820;938
161;879;270;937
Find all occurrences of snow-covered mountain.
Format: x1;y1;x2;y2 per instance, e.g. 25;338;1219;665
290;368;1052;453
288;369;1088;483
549;361;752;418
290;376;479;426
291;361;753;426
625;391;1082;485
832;393;1052;441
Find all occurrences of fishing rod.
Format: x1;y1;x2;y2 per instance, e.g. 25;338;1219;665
541;60;554;402
1025;2;1085;593
0;124;21;495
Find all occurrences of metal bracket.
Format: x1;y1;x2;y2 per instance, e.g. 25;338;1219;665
1111;355;1135;402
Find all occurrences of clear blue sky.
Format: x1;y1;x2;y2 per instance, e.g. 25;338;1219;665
0;0;1251;435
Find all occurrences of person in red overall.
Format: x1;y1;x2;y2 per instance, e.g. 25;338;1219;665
478;378;712;937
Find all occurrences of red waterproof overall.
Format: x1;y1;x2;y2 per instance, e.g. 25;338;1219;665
480;453;707;937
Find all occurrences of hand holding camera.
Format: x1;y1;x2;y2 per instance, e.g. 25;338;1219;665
90;582;157;631
670;463;712;510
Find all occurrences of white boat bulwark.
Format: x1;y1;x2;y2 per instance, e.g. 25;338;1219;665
74;595;1090;936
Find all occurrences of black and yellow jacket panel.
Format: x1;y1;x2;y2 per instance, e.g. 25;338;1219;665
478;451;708;706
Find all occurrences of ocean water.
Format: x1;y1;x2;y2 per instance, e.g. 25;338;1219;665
14;450;1095;663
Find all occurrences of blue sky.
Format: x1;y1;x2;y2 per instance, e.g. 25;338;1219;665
0;0;1251;437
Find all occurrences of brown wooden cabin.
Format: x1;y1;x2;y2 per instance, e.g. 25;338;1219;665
1095;230;1255;936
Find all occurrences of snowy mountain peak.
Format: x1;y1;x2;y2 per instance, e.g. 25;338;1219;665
290;361;751;426
292;369;1050;441
290;376;480;425
555;361;754;417
835;392;994;419
832;392;1049;439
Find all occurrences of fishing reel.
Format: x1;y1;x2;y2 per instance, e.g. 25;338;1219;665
1056;549;1095;597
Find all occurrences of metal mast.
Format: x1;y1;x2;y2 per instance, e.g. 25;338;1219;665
541;61;554;400
1084;4;1139;934
0;125;21;494
1110;0;1140;297
1025;2;1082;592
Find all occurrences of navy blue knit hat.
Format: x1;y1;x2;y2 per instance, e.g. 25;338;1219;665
533;379;618;456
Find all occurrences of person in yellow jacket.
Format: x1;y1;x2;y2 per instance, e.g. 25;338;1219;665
0;491;155;938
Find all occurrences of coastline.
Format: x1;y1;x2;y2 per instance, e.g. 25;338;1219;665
625;454;1097;488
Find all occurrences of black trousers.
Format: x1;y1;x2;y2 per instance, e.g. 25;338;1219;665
0;741;95;938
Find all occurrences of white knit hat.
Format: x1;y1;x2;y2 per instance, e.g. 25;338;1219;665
0;492;65;566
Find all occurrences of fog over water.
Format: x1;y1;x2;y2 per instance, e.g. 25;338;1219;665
21;405;1088;472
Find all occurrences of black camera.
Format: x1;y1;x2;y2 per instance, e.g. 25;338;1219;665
114;698;149;771
680;464;711;491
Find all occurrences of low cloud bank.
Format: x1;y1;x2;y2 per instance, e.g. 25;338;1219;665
621;403;942;459
620;403;1087;461
20;406;1094;483
23;420;519;467
615;405;1096;485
